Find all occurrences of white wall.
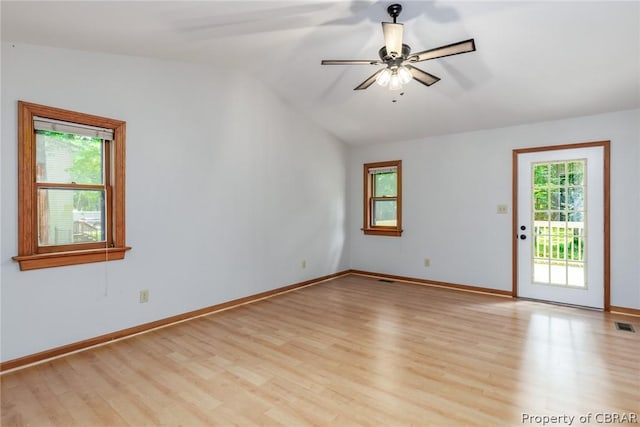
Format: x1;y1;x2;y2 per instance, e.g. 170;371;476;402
349;109;640;309
1;42;350;362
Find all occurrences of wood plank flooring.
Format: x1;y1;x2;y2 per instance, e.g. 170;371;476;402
2;274;639;426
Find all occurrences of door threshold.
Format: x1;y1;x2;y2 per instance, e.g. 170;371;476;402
517;297;603;312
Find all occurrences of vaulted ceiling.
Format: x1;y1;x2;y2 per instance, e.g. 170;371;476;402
2;1;639;145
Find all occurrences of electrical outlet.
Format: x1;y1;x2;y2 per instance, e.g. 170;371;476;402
497;204;508;214
139;289;149;303
424;258;430;267
301;260;307;269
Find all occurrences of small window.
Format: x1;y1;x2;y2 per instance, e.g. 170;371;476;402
363;160;402;236
13;101;130;270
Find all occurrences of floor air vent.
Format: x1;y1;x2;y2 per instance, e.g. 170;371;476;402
614;322;635;332
378;279;395;283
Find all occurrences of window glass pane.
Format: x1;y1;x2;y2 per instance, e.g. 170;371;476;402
550;188;565;210
533;259;550;284
533;188;549;210
567;187;584;211
568;211;584;222
533;164;548;186
37;189;105;246
374;172;397;197
567;263;585;287
534;234;549;258
372;199;397;226
567;161;584;185
550;162;566;186
534;211;548;221
36;130;103;184
567;234;585;262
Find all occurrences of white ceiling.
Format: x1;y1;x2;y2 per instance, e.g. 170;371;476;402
2;1;639;145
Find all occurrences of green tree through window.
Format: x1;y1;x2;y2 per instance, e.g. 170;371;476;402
39;130;105;211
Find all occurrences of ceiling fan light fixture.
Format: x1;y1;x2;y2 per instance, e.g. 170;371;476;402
389;72;402;90
376;68;393;86
397;66;412;84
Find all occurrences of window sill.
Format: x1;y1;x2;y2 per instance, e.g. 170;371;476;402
13;246;131;271
362;228;403;237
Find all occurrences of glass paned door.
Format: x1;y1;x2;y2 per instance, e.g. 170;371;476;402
516;146;605;309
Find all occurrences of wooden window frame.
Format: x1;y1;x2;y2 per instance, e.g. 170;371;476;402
13;101;131;271
363;160;403;237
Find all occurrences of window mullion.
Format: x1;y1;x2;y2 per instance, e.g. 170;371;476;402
35;183;106;190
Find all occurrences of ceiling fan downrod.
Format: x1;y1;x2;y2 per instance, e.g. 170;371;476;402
387;4;402;23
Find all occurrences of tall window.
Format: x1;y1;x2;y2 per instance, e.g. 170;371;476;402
13;101;130;270
363;160;402;236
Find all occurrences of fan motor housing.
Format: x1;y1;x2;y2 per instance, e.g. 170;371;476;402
379;44;411;62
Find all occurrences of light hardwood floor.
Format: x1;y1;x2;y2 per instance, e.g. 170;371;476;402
2;274;638;426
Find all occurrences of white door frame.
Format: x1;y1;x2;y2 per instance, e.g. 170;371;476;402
512;141;610;310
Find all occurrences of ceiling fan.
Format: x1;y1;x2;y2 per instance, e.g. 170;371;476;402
321;3;476;91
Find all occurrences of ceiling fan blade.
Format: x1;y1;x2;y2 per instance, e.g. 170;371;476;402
354;69;384;90
410;38;476;62
321;59;382;65
406;65;440;87
382;22;403;58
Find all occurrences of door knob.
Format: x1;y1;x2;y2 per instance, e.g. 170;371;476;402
520;234;526;240
520;225;526;230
